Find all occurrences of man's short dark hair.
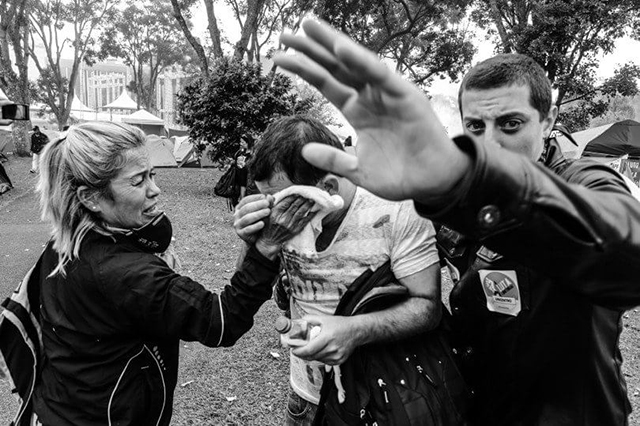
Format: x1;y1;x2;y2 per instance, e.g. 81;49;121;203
458;53;552;121
249;115;344;185
33;126;40;132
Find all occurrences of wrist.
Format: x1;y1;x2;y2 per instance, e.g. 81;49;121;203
255;239;281;260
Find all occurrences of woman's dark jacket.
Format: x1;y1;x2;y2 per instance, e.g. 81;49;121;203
32;231;278;426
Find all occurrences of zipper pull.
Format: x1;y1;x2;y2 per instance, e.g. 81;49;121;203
409;355;437;387
377;378;390;406
416;363;437;387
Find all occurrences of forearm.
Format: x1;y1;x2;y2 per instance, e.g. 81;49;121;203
213;245;280;346
416;136;640;307
349;296;441;347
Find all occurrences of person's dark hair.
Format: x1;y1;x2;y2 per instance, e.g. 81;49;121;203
344;136;352;147
33;126;40;132
250;115;344;185
458;53;552;121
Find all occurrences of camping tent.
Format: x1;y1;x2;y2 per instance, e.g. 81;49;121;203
172;135;197;167
171;136;216;168
122;109;166;136
554;119;640;187
581;119;640;158
145;134;177;167
553;124;613;160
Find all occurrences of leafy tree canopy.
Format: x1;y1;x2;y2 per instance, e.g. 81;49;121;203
177;57;312;165
314;0;476;87
473;0;640;131
99;0;191;112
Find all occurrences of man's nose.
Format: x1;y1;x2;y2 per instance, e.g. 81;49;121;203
482;127;502;148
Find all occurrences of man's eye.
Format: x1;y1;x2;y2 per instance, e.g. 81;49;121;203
466;122;484;133
501;120;521;131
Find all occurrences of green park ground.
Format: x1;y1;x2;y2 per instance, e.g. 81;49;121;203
2;155;640;425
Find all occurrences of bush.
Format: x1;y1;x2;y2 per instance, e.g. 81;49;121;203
178;57;311;166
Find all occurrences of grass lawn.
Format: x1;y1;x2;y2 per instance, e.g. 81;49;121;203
151;166;291;425
2;154;640;425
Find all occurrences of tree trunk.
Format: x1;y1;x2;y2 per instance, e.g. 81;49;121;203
204;0;223;58
488;0;512;53
11;120;29;156
233;0;266;61
170;0;209;77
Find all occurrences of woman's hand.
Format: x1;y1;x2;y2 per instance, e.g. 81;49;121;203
255;195;315;260
233;194;272;244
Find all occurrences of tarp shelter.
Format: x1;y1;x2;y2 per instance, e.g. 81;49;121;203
553;124;611;160
123;109;166;136
554;119;640;187
581;119;640;158
145;134;176;167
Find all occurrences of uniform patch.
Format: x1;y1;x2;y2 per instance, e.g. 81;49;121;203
478;269;521;316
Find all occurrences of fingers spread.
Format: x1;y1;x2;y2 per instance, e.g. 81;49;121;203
234;208;269;229
302;19;412;98
273;52;356;109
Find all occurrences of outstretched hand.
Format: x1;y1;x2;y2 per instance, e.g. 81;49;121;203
273;20;471;203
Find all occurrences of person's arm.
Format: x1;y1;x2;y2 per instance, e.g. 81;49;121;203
273;20;640;309
293;204;441;365
113;196;316;347
292;264;441;365
415;135;640;309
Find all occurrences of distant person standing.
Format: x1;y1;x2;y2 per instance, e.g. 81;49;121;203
233;136;253;205
30;126;49;173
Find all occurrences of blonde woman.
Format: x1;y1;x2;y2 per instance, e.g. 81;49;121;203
24;122;314;425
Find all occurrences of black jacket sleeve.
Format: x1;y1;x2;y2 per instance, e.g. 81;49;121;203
415;136;640;309
108;245;279;346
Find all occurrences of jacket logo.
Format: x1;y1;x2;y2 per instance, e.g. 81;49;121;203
478;270;521;317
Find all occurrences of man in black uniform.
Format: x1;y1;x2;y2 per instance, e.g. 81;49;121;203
273;20;640;426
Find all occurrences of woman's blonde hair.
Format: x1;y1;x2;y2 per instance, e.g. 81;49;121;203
36;122;147;276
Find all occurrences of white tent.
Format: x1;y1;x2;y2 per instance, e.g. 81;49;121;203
122;109;166;136
70;95;96;121
123;109;164;125
103;90;138;111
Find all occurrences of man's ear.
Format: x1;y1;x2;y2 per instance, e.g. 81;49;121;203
77;186;101;212
318;175;340;196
